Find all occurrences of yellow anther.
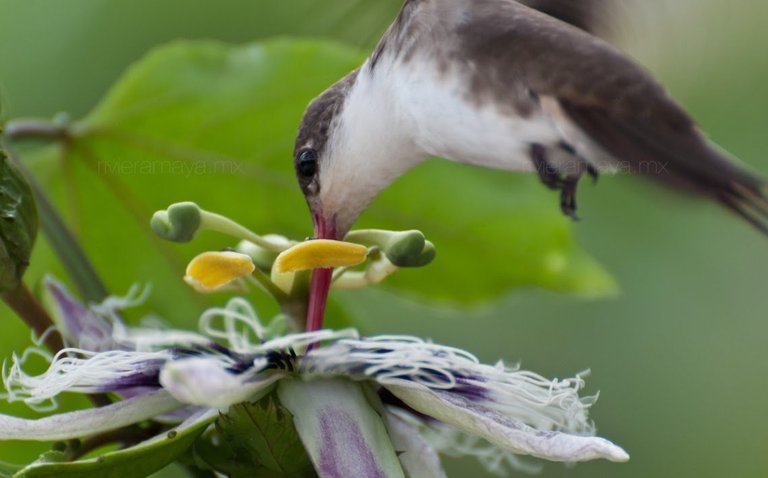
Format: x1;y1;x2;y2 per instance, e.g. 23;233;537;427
274;240;368;273
184;251;255;292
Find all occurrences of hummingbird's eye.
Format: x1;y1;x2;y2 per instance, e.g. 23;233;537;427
297;149;318;178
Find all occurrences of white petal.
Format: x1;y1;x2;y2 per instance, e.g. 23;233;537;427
0;390;182;441
278;378;405;478
304;336;594;434
159;357;278;408
383;408;446;478
405;417;544;475
387;383;629;463
3;348;171;406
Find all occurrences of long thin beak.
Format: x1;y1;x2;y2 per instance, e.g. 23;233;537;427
306;213;336;332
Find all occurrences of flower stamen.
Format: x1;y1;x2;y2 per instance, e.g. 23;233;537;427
274;240;368;273
184;251;255;292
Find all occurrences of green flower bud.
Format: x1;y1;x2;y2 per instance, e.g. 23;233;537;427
383;230;426;267
0;150;38;293
345;229;436;268
151;202;202;242
407;240;436;267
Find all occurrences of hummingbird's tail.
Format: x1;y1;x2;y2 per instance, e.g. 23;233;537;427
669;137;768;237
715;175;768;236
663;149;768;237
660;149;768;237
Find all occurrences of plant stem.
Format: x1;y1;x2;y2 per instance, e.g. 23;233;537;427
1;282;64;352
280;299;308;333
4;131;109;304
3;130;112;407
28;166;109;303
4;118;69;141
249;268;288;301
201;211;291;252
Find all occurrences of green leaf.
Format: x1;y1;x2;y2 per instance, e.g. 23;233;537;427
0;149;38;293
22;38;612;326
0;461;21;478
206;398;313;477
12;411;215;478
24;452;65;466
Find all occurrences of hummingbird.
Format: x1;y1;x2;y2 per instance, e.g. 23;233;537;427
293;0;767;331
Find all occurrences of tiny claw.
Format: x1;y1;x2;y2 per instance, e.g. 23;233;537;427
587;164;599;184
530;143;563;190
560;178;581;221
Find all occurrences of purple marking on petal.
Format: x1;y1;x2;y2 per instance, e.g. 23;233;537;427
453;375;489;401
344;342;488;397
45;278;114;349
117;386;162;399
98;359;164;392
317;408;386;478
378;388;433;423
45;279;90;339
207;341;235;356
170;344;258;375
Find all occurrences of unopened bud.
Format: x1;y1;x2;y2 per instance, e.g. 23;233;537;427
345;230;436;268
151;202;202;243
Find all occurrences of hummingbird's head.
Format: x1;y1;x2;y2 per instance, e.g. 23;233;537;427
293;70;365;241
294;69;423;241
293;70;369;332
293;68;421;331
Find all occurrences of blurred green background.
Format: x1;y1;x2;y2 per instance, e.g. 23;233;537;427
1;0;767;477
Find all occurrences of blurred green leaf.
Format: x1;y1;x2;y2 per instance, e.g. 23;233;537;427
22;38;612;326
361;164;617;300
0;149;38;293
12;413;214;478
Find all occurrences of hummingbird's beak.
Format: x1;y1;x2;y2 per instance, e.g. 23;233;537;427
306;213;337;332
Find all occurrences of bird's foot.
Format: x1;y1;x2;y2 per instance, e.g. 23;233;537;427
530;143;563;190
560;176;580;220
530;142;597;220
586;163;599;184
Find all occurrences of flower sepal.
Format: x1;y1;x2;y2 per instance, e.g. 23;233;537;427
7;408;216;478
278;378;406;478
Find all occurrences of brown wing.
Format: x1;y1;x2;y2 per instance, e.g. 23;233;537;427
456;0;768;234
